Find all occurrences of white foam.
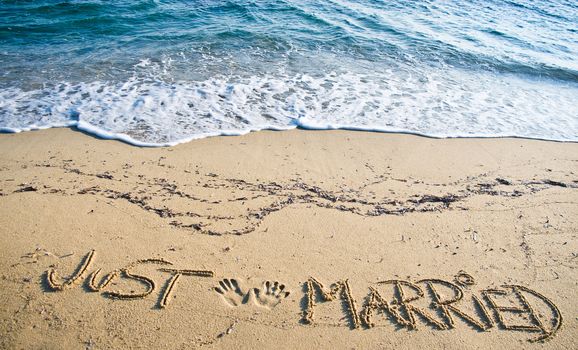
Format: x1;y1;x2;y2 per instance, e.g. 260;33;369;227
1;66;577;146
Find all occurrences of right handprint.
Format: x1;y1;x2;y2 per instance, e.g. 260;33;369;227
252;280;291;309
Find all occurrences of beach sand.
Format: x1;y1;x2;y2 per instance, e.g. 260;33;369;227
0;128;576;349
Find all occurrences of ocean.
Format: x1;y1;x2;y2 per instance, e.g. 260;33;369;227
0;0;577;146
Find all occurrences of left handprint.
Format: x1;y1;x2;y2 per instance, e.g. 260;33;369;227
214;278;247;307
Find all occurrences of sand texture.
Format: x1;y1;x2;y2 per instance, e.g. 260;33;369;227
0;128;577;349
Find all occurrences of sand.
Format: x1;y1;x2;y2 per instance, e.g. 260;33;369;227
0;128;576;349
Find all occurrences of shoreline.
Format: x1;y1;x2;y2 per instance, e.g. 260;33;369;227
2;123;577;149
0;128;577;349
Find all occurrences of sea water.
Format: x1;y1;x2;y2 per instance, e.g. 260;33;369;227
1;0;577;146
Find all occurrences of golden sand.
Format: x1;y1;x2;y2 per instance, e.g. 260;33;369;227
0;128;576;349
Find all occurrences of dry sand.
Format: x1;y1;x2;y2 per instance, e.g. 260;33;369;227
0;128;576;349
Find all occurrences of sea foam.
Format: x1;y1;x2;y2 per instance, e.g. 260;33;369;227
1;65;577;146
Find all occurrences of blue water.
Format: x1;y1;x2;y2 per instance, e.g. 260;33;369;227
1;0;577;145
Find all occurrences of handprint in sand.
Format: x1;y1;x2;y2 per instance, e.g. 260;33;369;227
252;280;290;309
214;278;247;307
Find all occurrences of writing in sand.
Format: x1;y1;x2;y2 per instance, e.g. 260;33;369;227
43;250;562;342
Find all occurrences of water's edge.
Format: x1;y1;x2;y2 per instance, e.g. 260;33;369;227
2;122;575;148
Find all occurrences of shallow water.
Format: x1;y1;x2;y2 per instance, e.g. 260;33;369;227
1;0;577;145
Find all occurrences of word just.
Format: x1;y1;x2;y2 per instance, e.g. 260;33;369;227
43;250;562;343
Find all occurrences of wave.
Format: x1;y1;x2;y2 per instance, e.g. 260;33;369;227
1;67;577;146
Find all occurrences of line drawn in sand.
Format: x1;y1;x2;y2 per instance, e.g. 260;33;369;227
11;156;576;236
